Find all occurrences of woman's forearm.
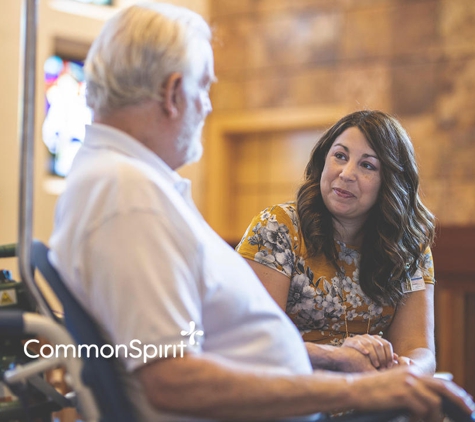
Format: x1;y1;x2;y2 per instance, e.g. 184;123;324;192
397;347;436;374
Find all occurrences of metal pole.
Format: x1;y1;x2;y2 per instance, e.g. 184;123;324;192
18;0;54;319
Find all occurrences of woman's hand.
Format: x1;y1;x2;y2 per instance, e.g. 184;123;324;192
342;334;397;370
395;355;414;367
333;346;378;372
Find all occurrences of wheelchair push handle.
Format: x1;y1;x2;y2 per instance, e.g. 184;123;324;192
0;244;17;259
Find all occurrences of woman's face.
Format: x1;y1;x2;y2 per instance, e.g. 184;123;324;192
320;126;382;228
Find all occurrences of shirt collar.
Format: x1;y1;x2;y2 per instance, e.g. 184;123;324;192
84;123;190;195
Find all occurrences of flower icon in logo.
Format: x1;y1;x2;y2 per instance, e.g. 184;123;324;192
180;321;204;346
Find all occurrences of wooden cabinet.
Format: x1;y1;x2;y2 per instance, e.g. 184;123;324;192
432;226;475;397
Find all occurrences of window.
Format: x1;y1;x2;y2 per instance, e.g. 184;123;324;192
42;55;92;177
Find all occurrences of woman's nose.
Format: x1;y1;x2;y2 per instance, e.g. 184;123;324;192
339;162;357;181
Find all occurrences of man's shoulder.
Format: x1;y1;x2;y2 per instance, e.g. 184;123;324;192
60;148;186;234
72;147;173;197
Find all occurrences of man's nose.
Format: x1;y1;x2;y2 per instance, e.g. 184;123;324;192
204;96;212;116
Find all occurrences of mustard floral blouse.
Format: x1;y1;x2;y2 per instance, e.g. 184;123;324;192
236;202;435;345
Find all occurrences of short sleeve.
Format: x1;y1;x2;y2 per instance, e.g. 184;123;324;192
236;203;299;278
82;210;203;373
421;246;435;284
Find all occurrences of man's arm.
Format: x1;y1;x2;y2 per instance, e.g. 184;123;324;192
137;353;474;421
305;342;377;373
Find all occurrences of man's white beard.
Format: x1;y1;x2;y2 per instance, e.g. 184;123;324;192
185;122;204;165
176;107;205;167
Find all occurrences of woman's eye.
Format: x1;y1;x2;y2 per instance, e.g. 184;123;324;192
362;162;376;171
335;152;346;160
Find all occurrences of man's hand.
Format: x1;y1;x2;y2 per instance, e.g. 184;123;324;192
137;353;475;421
352;366;475;421
305;341;377;372
332;344;377;372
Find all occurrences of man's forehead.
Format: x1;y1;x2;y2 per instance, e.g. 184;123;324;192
189;40;215;82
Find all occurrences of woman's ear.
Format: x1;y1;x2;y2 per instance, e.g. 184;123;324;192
162;72;183;119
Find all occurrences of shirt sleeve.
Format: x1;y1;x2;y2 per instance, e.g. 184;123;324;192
82;209;203;372
421;246;435;284
236;204;297;278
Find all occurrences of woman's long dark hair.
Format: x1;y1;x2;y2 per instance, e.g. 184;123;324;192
296;110;435;306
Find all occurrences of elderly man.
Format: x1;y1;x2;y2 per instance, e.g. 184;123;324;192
49;3;474;422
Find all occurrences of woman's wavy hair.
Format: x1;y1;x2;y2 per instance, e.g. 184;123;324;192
296;110;435;306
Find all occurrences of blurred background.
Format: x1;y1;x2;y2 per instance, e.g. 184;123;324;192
0;0;473;397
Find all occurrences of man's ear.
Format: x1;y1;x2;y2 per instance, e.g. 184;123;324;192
162;72;183;119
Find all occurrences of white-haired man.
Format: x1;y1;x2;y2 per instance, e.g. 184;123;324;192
49;3;475;421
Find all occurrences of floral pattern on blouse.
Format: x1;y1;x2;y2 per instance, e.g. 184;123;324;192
236;202;435;345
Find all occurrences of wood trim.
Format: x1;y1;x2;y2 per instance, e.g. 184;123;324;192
204;106;346;239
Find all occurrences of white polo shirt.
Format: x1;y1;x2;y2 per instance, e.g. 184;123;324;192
49;123;314;421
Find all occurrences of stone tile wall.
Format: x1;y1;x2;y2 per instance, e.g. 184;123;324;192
210;0;475;225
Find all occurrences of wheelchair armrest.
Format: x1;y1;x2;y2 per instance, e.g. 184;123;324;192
0;310;100;422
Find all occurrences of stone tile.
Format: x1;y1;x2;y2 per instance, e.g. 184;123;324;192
418;177;448;224
436;59;475;132
335;63;392;111
248;10;341;69
400;114;449;181
245;74;291;108
444;133;475;181
390;1;440;58
288;67;339;107
257;0;345;12
391;62;436;116
210;0;254;18
210;78;246;111
440;183;475;225
342;5;392;60
212;18;254;73
340;0;394;9
213;0;346;17
440;0;475;57
390;115;451;221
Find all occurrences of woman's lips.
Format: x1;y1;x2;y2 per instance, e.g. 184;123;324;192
333;187;355;198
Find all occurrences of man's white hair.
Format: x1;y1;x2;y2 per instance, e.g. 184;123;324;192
85;3;211;115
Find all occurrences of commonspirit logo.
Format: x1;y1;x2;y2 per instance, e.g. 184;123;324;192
23;321;204;364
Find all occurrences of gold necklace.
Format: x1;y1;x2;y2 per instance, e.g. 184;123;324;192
343;309;371;339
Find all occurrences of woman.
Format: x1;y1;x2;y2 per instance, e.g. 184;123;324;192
236;110;436;374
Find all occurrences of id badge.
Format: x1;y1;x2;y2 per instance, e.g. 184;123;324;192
401;268;425;293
